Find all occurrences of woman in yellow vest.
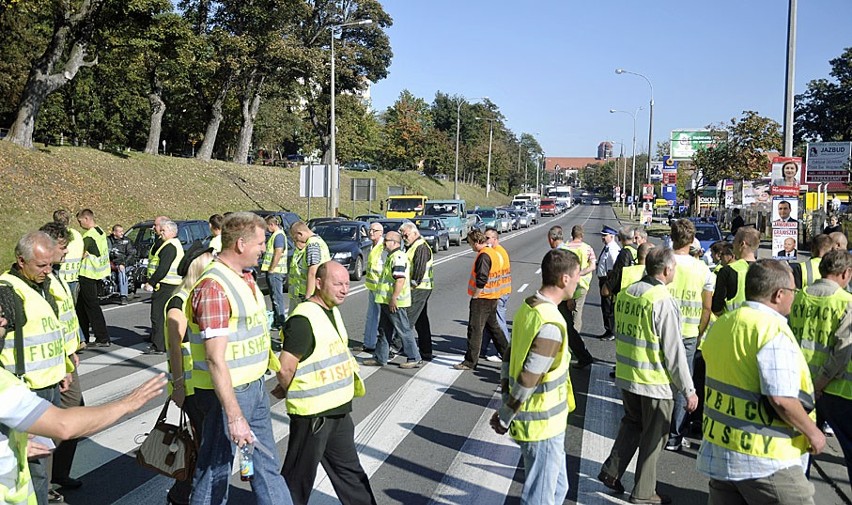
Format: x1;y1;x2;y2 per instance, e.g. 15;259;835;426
489;248;580;505
699;259;825;505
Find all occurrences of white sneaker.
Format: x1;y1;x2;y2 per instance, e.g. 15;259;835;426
486;355;502;363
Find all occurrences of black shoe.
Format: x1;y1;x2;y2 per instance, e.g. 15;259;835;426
120;296;129;305
572;357;594;370
597;470;625;494
52;477;82;489
144;345;164;355
664;439;683;452
94;341;112;348
421;353;433;361
609;369;616;379
597;333;615;341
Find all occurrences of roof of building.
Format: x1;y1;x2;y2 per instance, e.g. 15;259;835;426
545;157;605;172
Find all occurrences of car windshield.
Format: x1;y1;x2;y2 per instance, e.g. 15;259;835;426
413;219;439;231
387;198;424;212
314;224;358;242
541;200;555;206
475;209;496;218
424;203;459;216
695;226;721;241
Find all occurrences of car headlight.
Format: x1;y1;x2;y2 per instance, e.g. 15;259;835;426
333;251;352;259
449;227;458;232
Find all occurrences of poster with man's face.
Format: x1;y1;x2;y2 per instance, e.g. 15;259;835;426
772;196;799;260
771;197;799;224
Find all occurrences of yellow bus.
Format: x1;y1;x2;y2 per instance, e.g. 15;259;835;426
386;194;428;219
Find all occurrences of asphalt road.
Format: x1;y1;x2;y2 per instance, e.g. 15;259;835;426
56;203;850;504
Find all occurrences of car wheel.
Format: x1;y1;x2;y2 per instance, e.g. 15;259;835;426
443;237;449;251
432;241;439;253
351;256;363;281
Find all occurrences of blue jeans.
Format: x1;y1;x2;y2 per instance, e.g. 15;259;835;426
376;304;421;365
266;272;287;327
519;432;569;505
668;336;697;445
115;266;128;296
190;380;290;505
363;290;380;349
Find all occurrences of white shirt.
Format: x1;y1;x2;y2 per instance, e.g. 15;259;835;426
0;371;51;492
596;240;621;277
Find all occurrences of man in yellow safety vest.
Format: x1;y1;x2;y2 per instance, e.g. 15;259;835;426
261;216;288;330
144;220;184;355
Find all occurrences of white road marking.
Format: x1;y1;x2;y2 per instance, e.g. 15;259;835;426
517;283;529;293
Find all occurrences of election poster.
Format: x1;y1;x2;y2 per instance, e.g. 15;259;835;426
771;196;799;260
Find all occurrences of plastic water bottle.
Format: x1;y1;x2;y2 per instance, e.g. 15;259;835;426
240;444;254;481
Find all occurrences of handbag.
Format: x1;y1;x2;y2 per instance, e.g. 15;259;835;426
136;399;197;481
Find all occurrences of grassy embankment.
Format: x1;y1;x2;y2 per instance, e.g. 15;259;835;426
0;141;510;266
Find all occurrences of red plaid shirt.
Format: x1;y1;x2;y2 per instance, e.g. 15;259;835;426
191;262;260;338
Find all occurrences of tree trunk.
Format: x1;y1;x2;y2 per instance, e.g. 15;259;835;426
195;79;232;161
4;0;100;148
144;77;165;155
233;72;265;165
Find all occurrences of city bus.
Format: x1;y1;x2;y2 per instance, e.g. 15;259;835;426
385;194;428;219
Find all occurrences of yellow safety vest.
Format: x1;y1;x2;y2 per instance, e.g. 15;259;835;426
58;228;83;283
375;249;411;308
614;283;674;386
261;230;287;274
801;258;821;288
508;297;574;442
789;285;852;400
147;238;185;287
0;369;37;505
185;262;280;390
165;289;194;396
47;274;80;369
405;238;433;291
79;227;109;280
620;265;645;291
289;235;330;299
0;274;66;389
494;244;512;297
668;255;710;339
467;248;503;299
208;234;222;254
724;259;750;313
561;242;593;292
285;302;358;416
625;244;638;262
702;305;815;460
364;242;385;292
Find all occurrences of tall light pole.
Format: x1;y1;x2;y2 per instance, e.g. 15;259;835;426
328;18;372;216
610;107;642;205
616;69;654;184
610;140;627;209
475;117;496;197
782;0;797;157
454;96;487;200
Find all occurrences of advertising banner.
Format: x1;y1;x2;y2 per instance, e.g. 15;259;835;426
662;156;678;184
650;161;663;182
806;142;851;183
662;184;677;205
642;184;654;201
770;156;803;187
771;196;799;260
742;181;771;206
670;130;727;159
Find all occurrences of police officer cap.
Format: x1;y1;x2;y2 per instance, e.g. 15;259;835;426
601;225;618;236
177;241;213;278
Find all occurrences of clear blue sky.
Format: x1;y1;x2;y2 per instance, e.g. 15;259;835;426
370;1;851;158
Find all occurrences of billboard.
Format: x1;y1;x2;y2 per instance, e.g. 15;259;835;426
650;161;663;182
770;156;802;187
806;142;851;183
670;130;727;159
662;156;678;184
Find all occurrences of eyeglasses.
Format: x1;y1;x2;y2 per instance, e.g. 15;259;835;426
369;229;382;234
779;287;800;295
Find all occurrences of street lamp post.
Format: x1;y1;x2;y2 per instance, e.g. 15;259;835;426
453;96;487;200
616;68;654;184
328;18;372;216
475;117;497;197
609;140;627;209
610;107;642;208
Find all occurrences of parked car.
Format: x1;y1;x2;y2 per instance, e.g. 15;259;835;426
344;160;372;172
307;216;345;229
496;209;512;233
125;219;211;289
473;207;500;231
695;222;723;263
591;198;601;205
511;209;531;228
373;218;412;235
354;214;383;223
499;208;519;230
251;210;302;233
424;199;473;246
539;198;558;217
412;217;450;252
469;214;484;232
311;220;372;281
524;205;539;225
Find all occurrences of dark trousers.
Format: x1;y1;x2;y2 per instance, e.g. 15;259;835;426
406;288;433;358
282;414;376;505
463;298;508;369
558;299;594;363
151;283;179;351
31;384;61;505
599;277;615;336
819;393;852;485
52;368;84;482
76;277;109;343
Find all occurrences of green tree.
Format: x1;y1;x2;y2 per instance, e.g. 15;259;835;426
380;90;431;170
795;47;852;144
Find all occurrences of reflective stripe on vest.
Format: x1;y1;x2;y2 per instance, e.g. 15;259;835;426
364;242;385;292
48;274;80;359
620;265;645;291
668;256;710;338
58;228;84;283
614;283;673;386
261;230;287;274
185;262;276;390
561;242;593;291
494;244;512;296
147;238;185;286
508;297;573;442
374;249;411;307
406;238;433;291
0;370;36;505
0;274;66;389
790;286;852;401
467;247;503;299
285;302;356;415
79;227;110;280
802;258;821;288
701;305;814;460
725;259;750;313
289;235;331;299
165;289;194;396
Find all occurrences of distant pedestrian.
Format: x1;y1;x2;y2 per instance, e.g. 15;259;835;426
108;224;136;305
596;225;621;340
208;214;224;253
75;209;111;347
262;216;288;330
730;208;745;237
288;221;330;313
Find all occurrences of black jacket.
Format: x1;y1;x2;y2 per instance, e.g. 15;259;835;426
108;235;137;266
